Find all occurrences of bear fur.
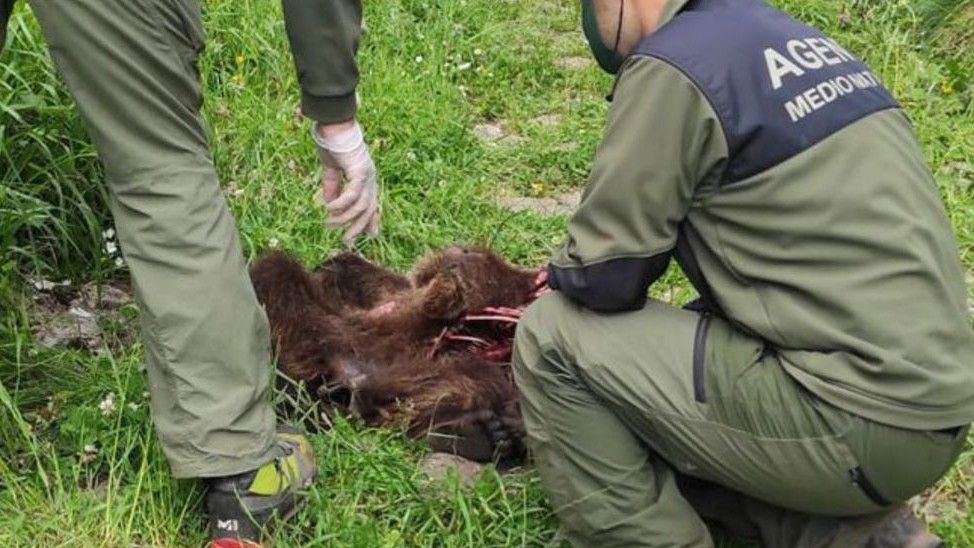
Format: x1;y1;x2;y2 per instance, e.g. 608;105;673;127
249;246;542;463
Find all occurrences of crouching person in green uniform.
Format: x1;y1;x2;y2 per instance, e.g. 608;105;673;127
513;1;974;546
1;1;378;546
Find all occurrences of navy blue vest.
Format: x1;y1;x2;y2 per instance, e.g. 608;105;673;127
632;0;898;185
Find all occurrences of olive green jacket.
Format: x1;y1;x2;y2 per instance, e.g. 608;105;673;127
1;0;362;123
548;0;974;430
281;0;362;123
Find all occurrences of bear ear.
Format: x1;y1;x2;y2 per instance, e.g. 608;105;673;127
420;269;468;320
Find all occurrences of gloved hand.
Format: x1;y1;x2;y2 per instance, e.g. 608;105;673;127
311;120;381;245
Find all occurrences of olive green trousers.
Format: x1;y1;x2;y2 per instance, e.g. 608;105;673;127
2;0;277;478
513;293;968;547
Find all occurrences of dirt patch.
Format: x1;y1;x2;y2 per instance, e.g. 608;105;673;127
530;113;562;127
30;278;136;353
911;489;970;525
419;452;485;486
472;122;525;147
473;122;505;142
496;189;582;216
555;56;592;70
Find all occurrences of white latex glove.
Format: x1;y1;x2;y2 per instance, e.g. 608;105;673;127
311;120;381;245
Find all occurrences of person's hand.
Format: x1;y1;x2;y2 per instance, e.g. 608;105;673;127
312;119;380;245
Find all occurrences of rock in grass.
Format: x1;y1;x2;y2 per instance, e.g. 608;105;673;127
34;307;103;351
75;282;132;310
30;280;134;351
420;452;485;486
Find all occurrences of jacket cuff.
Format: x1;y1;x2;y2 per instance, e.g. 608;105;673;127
547;251;673;313
301;91;358;124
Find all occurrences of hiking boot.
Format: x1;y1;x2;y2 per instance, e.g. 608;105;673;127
206;425;316;548
863;505;944;548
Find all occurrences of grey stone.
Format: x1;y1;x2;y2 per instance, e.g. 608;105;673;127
419;452;485;486
34;308;103;351
74;282;132;311
30;280;134;352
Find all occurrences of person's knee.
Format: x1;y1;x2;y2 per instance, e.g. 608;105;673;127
522;291;574;331
513;292;575;379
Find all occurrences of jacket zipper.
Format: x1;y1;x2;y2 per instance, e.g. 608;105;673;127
692;314;712;403
849;466;891;507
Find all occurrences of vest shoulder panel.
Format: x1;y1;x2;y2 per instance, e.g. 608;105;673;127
632;0;898;184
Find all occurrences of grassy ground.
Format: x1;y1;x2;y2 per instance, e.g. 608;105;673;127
1;0;972;546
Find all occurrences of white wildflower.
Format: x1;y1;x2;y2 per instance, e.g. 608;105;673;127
268;237;280;248
80;443;98;464
32;278;56;291
456;62;472;71
114;257;125;268
415;55;424;63
98;393;116;416
102;228;115;240
104;240;118;255
128;402;140;411
30;278;70;291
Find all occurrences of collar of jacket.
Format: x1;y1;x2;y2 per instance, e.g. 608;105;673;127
659;0;692;28
605;0;692;102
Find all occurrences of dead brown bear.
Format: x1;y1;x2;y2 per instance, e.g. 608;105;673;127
249;246;545;463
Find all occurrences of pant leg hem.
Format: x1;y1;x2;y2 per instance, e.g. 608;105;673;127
168;442;281;479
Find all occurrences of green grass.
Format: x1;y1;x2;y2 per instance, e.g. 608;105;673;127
1;0;973;546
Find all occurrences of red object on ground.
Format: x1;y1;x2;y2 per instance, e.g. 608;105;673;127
210;538;261;548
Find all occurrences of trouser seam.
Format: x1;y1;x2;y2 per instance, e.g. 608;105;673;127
642;407;850;445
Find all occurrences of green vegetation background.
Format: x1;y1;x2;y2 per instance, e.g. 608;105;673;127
1;0;972;545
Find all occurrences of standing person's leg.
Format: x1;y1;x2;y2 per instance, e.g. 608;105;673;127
513;293;962;547
26;0;278;478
